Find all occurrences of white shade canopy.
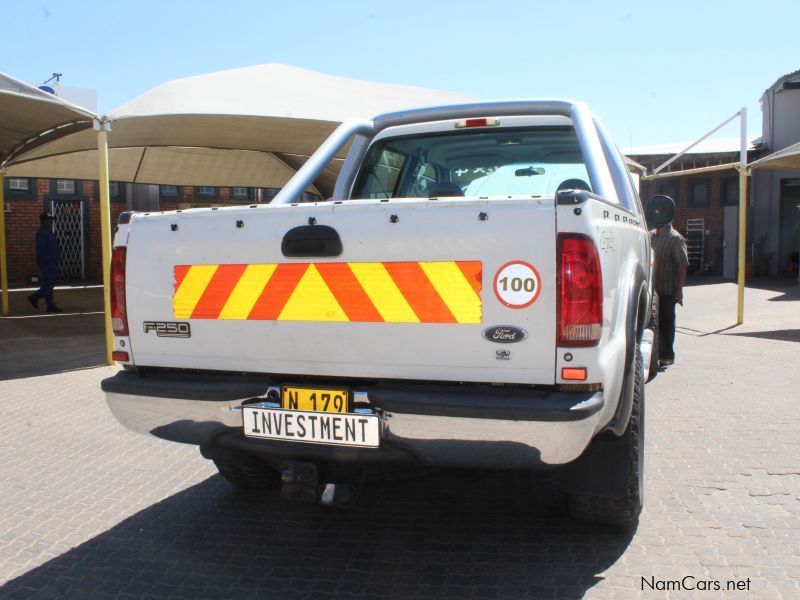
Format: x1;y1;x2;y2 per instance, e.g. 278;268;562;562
5;64;475;194
749;140;800;171
0;72;96;166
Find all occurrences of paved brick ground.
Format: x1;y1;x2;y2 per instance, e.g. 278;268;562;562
0;282;798;599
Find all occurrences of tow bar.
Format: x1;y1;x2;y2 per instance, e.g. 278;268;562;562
279;460;358;508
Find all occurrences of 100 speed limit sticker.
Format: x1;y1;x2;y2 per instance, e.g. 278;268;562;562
493;261;542;309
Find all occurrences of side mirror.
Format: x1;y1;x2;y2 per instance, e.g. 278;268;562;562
645;194;676;228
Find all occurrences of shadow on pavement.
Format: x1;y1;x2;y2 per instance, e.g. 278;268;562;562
684;275;800;301
683;275;730;287
695;324;741;337
727;328;800;343
0;288;106;381
739;277;800;301
762;286;800;302
0;469;635;598
4;285;104;315
680;324;800;344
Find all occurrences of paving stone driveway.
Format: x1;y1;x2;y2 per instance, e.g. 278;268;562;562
0;282;798;599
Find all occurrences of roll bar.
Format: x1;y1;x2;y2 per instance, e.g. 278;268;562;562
271;100;618;205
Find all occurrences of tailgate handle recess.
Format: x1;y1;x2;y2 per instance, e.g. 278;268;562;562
282;225;343;257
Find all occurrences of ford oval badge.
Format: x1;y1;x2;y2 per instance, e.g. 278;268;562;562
483;326;528;344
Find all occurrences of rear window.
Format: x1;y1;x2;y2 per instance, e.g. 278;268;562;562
353;126;591;199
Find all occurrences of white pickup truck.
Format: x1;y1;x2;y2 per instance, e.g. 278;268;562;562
102;100;656;527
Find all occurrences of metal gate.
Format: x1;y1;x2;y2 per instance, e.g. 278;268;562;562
50;200;85;281
686;218;705;273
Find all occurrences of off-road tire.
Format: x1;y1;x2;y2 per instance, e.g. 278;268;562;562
531;470;566;510
646;293;660;382
214;454;281;490
568;344;644;528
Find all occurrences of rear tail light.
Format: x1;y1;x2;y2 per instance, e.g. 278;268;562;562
110;247;128;335
557;234;602;346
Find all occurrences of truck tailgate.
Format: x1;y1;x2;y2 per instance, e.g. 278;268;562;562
123;197;557;384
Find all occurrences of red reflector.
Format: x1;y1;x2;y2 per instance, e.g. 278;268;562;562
455;117;499;128
561;367;587;381
110;247;129;336
112;351;129;362
557;233;602;347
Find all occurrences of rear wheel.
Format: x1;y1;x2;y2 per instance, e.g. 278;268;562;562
213;454;281;490
531;470;566;510
567;343;644;528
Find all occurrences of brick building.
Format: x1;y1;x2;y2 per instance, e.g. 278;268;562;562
5;70;799;287
2;178;318;286
0;157;764;286
629;141;758;278
3;178;125;285
751;69;800;275
631;69;800;279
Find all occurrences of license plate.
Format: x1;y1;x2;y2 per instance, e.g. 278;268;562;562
282;385;349;413
243;407;380;448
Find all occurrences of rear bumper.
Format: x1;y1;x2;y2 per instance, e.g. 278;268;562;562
102;371;604;469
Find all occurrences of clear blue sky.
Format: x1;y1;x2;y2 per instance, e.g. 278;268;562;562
4;0;798;148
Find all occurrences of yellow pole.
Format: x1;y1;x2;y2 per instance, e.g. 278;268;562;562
736;108;747;325
0;170;9;316
96;120;114;363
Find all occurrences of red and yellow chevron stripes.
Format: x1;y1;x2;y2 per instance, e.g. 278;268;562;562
173;261;482;323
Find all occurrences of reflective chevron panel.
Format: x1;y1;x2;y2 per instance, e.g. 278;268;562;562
173;261;482;324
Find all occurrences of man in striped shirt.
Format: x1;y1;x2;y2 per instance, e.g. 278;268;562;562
650;222;689;366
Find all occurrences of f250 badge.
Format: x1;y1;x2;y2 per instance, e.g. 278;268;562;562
483;326;527;344
143;321;191;338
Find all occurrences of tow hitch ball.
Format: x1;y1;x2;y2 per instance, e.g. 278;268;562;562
279;460;356;508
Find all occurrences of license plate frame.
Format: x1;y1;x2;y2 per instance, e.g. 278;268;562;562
281;385;351;414
242;406;380;448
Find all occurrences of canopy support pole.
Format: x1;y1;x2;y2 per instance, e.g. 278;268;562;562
95;120;114;363
737;108;747;325
0;170;8;316
651;108;748;324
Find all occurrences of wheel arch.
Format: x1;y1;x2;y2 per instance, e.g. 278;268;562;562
604;262;648;437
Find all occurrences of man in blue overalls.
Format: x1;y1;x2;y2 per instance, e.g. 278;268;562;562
27;212;63;312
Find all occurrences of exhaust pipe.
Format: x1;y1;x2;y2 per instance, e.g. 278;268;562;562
280;460;358;508
320;483;356;507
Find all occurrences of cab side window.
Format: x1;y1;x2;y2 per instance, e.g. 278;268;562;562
355;148;405;199
407;161;438;197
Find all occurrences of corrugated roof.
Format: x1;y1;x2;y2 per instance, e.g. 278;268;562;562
749;139;800;171
767;67;800;93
